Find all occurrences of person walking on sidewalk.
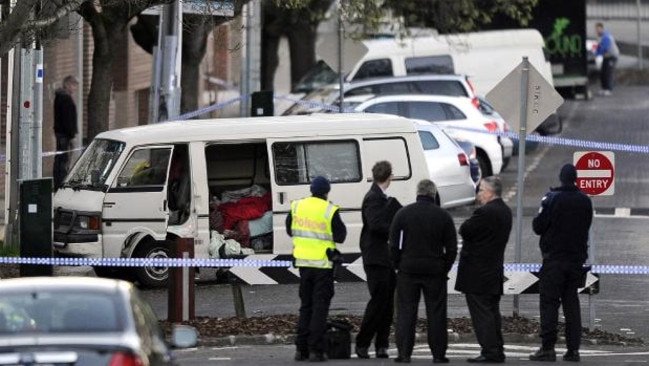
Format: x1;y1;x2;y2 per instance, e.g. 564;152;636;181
389;179;457;364
595;22;620;96
286;176;347;362
455;176;512;364
355;161;402;359
529;164;593;362
53;75;79;190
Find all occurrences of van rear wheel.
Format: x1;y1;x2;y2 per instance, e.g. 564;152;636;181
133;240;171;288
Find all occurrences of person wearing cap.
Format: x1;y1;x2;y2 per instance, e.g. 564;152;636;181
529;164;593;362
286;175;347;362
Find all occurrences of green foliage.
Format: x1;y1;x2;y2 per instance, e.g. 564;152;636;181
0;242;19;257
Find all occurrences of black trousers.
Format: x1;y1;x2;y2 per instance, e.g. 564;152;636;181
465;293;505;360
356;265;396;349
295;267;334;355
600;56;617;91
53;134;72;189
539;260;584;351
395;272;448;359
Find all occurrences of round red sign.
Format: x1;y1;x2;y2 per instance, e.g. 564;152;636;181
574;152;614;195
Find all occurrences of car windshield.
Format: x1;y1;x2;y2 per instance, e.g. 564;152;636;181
64;139;125;190
283;87;342;115
291;60;339;94
0;291;124;334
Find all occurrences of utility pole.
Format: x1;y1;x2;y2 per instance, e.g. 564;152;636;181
240;0;261;117
149;0;183;123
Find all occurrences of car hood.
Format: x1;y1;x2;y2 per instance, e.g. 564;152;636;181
53;189;106;212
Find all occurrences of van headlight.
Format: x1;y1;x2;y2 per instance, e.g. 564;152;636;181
75;215;101;231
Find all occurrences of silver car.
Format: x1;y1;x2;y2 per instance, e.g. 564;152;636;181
0;276;196;365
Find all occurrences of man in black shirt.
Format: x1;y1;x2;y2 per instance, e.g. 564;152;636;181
53;75;78;190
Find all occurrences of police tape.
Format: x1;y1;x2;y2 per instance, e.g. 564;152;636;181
1;256;648;274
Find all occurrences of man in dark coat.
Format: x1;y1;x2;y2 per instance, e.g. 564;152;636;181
455;176;512;363
529;164;593;362
355;161;402;359
389;179;457;364
53;75;78;190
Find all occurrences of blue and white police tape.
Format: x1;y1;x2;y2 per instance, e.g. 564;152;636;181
1;256;648;274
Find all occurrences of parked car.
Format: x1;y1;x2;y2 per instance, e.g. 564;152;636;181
283;74;480;116
453;138;481;185
0;276;197;365
477;96;513;170
412;120;477;208
349;94;505;177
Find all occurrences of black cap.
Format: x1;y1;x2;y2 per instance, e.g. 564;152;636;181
559;163;577;185
310;176;331;195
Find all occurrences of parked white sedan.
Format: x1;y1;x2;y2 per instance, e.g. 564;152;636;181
413;120;477;208
350;94;505;177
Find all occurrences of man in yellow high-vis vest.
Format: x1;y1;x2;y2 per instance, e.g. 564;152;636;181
286;176;347;362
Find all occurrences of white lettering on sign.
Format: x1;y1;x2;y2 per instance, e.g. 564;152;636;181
588;159;600;168
532;85;541;114
579;179;611;189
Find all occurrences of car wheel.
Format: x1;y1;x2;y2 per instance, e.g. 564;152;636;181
133;240;171;288
477;153;492;177
92;266;122;279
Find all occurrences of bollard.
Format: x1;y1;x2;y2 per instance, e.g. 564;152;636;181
168;237;195;322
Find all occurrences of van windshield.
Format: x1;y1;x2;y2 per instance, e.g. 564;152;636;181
64;139;125;190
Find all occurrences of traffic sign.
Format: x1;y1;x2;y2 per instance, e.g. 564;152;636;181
485;59;564;132
573;151;615;196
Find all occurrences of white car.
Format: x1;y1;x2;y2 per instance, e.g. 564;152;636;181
350;94;504;176
412;120;477;208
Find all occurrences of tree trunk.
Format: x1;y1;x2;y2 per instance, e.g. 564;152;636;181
286;21;318;90
181;16;212;114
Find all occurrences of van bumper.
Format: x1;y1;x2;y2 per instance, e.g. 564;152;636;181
53;233;102;258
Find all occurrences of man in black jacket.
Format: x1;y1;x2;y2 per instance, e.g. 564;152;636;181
389;179;457;364
529;164;593;362
53;75;78;190
455;176;512;363
355;161;402;359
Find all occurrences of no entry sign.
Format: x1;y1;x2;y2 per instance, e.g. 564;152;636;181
573;151;615;196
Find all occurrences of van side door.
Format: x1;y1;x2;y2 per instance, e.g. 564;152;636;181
267;137;365;254
102;145;173;257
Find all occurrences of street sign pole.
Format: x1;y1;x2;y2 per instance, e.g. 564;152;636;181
336;0;344;112
513;57;530;317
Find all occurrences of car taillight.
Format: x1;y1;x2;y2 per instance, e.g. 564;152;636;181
483;121;499;133
471;96;480;109
109;352;144;366
458;153;469;166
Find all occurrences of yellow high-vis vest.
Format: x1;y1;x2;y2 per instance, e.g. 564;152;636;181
291;196;338;269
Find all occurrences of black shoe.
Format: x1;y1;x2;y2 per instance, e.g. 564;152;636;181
355;346;370;359
308;352;327;362
394;356;411;363
563;350;580;362
295;351;308;361
433;356;450;363
376;347;389;359
529;348;556;362
467;355;505;363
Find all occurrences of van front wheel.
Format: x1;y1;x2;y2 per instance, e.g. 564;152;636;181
133;240;171;288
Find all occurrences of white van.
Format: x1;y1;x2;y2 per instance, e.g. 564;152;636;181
292;29;554;98
52;114;431;286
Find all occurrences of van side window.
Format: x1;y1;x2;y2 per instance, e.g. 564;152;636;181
272;141;361;185
353;59;393;80
407;101;446;122
363;138;412;180
418;131;440;150
365;102;399;115
118;148;171;187
405;55;454;75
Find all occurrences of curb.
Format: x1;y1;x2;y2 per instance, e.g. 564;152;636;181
196;332;641;348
